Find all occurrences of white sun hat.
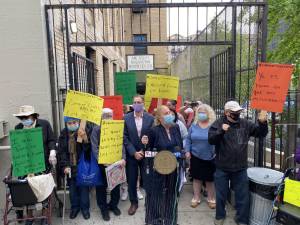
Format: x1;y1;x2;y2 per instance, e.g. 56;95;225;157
13;105;38;117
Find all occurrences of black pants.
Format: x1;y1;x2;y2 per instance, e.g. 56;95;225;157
96;165;120;212
126;156;144;205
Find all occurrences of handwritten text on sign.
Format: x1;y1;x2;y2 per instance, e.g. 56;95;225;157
145;74;179;100
250;63;294;113
64;90;104;125
99;120;124;164
284;178;300;207
10;128;45;177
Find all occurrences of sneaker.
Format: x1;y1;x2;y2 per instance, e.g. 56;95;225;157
121;189;128;201
101;210;110;221
137;188;144;200
214;219;225;225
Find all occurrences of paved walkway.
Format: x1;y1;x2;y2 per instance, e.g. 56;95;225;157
50;183;236;225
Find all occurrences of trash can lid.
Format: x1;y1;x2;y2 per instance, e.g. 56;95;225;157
247;167;283;186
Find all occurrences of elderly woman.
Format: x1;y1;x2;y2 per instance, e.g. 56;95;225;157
58;116;92;220
142;105;183;225
13;105;56;225
91;108;126;222
185;104;216;209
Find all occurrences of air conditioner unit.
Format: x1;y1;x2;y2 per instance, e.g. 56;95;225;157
0;120;9;140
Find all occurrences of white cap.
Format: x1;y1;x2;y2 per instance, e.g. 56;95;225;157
224;101;244;112
102;108;113;115
13;105;38;117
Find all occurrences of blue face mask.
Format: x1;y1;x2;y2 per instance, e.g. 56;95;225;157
163;114;175;125
198;112;208;122
67;124;79;132
22;119;34;127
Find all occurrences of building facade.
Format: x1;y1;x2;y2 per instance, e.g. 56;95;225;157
123;0;168;94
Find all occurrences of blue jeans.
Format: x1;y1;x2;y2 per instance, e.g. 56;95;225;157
214;168;249;224
69;177;90;213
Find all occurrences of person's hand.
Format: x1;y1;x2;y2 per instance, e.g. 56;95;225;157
185;152;191;160
78;128;88;142
120;159;126;167
49;150;57;166
134;151;144;160
64;167;71;175
258;110;268;123
222;124;230;131
141;135;149;145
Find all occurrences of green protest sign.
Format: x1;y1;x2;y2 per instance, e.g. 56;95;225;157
115;72;136;104
10;128;45;177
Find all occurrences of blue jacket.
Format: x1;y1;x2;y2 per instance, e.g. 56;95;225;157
123;111;154;157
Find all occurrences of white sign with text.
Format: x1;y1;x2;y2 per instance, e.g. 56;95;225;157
127;55;154;71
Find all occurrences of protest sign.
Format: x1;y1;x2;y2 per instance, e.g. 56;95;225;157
98;120;124;164
147;96;182;114
115;72;136;104
101;96;124;120
145;74;179;100
10;128;45;177
105;160;127;190
250;63;294;113
64;90;104;125
284;178;300;207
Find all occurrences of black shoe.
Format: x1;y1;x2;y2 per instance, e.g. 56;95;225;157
16;211;23;223
69;209;80;219
82;211;90;220
110;207;121;216
40;218;48;225
101;210;110;221
25;220;34;225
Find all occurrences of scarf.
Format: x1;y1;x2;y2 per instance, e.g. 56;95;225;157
68;132;77;166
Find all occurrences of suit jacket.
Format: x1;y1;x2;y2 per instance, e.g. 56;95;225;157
123;111;154;157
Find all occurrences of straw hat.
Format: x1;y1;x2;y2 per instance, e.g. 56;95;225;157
13;105;39;117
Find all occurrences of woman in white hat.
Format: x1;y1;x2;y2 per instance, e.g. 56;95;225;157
13;105;56;225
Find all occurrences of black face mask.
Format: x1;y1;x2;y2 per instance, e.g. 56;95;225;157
229;112;240;121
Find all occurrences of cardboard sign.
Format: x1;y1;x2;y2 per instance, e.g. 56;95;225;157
115;72;136;104
98;120;124;164
145;74;179;100
250;63;294;112
10;128;45;177
284;178;300;207
64;90;104;125
101;96;124;120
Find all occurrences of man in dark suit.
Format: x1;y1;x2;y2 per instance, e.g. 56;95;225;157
123;95;154;215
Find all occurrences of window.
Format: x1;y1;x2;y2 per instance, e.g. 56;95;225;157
133;34;147;55
132;0;147;13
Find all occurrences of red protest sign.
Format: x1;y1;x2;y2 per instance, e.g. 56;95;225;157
250;62;294;113
100;96;124;120
147;96;182;114
176;95;182;112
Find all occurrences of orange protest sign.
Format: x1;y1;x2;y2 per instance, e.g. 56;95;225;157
250;63;294;113
100;96;124;120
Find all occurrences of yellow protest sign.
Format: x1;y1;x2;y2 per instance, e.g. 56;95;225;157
284;178;300;207
99;120;124;164
63;90;104;125
145;74;179;100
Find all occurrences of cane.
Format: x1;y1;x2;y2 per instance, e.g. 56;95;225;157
62;171;71;225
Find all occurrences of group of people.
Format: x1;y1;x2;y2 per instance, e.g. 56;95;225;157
12;95;269;225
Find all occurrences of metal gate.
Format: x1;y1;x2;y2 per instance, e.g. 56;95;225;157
44;1;273;167
210;47;234;117
72;52;96;94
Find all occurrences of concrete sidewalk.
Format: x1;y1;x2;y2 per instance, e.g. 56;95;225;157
51;183;236;225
